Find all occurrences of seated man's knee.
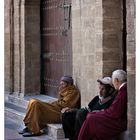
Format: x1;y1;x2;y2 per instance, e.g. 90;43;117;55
61;113;67;121
86;113;94;121
76;108;86;120
29;99;40;107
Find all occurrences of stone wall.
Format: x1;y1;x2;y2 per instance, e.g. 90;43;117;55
72;0;103;106
126;0;135;139
72;0;123;106
103;0;123;75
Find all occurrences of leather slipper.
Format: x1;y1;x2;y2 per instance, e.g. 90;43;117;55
22;131;42;137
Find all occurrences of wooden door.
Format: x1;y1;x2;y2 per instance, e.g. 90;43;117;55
41;0;72;97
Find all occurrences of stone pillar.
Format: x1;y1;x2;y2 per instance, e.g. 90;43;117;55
13;0;21;95
72;0;103;106
126;0;135;139
5;0;13;93
5;0;16;94
23;0;41;95
5;0;41;97
20;0;25;95
102;0;123;76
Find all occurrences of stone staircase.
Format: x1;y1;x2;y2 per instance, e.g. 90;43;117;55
5;94;68;140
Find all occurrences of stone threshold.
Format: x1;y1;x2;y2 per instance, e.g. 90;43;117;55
5;94;57;108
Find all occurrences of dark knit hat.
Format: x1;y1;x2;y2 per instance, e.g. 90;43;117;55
61;76;73;84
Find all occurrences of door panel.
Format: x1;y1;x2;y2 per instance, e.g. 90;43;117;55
41;0;72;97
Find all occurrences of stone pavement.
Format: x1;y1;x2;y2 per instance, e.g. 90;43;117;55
5;116;53;140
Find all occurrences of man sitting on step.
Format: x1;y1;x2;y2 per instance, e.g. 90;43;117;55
18;76;80;137
61;77;117;140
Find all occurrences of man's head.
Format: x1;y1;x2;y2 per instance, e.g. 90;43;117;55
97;77;114;98
112;69;127;90
59;76;73;90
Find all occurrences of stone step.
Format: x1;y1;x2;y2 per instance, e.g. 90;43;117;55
5;95;67;140
47;124;66;139
5;94;57;109
5;102;26;122
5;94;28;109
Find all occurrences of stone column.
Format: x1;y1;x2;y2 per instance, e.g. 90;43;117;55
102;0;123;76
5;0;41;97
72;0;103;106
13;0;21;95
20;0;25;95
126;0;135;139
23;0;41;95
5;0;14;94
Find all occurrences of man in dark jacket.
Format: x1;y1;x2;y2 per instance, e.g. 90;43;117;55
61;77;117;140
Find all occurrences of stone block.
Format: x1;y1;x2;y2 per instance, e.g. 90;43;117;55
95;52;102;62
95;33;103;49
103;19;121;32
103;51;119;61
103;6;122;19
95;5;102;17
95;19;103;32
127;0;135;11
127;16;135;34
103;0;121;7
72;9;81;18
127;56;135;71
47;124;65;139
127;40;135;54
103;33;120;49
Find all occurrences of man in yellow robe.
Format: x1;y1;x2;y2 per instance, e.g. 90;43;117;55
18;76;80;137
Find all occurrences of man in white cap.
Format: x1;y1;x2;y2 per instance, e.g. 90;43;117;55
18;76;80;137
61;77;117;140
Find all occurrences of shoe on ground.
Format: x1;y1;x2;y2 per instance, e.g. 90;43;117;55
22;131;42;137
18;127;29;134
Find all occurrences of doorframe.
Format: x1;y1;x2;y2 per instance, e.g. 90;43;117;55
40;1;45;94
122;0;127;71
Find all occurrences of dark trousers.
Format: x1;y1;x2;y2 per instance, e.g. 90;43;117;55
61;108;88;139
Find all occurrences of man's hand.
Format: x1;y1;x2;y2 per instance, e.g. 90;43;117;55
61;107;75;113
